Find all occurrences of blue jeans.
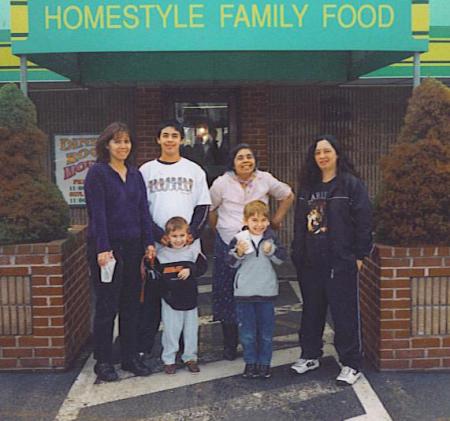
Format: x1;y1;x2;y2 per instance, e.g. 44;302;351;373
236;301;275;365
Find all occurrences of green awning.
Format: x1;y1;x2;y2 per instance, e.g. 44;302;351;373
9;0;429;85
23;50;421;85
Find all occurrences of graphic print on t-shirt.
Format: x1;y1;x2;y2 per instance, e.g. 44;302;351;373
148;176;194;193
307;192;328;235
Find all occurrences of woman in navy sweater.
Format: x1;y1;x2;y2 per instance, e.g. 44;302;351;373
291;135;372;386
84;122;156;382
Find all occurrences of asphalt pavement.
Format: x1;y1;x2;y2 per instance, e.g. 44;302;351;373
1;271;450;421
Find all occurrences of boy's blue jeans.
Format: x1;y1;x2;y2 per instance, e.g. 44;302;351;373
236;301;275;365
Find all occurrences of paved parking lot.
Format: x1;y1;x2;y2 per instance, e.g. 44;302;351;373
1;275;450;421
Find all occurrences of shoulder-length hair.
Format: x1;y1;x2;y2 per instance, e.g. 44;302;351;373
227;143;258;172
95;121;134;164
298;134;359;191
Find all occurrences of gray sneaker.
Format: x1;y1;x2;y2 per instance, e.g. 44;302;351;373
291;358;320;374
336;366;361;385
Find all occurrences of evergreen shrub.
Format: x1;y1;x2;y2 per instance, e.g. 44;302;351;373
0;84;70;244
375;79;450;246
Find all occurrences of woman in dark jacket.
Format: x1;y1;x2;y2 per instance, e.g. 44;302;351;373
84;122;156;382
290;135;372;386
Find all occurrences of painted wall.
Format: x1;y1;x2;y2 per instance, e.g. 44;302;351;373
0;0;10;29
431;0;450;26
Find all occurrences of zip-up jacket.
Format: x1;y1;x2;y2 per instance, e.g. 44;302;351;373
228;228;287;301
291;173;373;271
156;246;207;311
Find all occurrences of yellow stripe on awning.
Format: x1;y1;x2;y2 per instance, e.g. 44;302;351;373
11;4;29;41
412;4;429;36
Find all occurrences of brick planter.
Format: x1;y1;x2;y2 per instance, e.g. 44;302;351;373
0;226;90;370
360;244;450;370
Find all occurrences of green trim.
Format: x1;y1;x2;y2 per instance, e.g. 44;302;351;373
411;0;429;4
0;70;67;82
430;26;450;38
0;29;10;42
10;1;28;5
364;65;450;78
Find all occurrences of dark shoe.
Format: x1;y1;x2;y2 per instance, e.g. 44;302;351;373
259;364;272;379
242;363;259;379
137;352;153;369
122;357;152;377
223;347;237;361
185;360;200;373
94;362;118;382
164;364;177;375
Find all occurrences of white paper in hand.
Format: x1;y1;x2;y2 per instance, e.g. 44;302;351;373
101;257;116;283
235;230;253;254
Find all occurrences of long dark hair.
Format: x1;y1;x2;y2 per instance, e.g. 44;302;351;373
298;134;359;191
227;143;258;172
96;121;134;164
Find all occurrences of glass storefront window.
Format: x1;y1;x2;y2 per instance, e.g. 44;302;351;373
175;102;230;185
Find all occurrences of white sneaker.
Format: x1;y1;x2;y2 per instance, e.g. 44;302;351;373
291;358;320;374
336;366;361;385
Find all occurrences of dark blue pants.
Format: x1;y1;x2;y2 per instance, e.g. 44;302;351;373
137;280;161;354
236;301;275;365
298;262;361;370
88;239;143;364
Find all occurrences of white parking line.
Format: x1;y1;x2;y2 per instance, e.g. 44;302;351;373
55;347;300;421
288;281;392;421
55;280;391;421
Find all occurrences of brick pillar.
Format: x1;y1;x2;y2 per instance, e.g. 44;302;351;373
239;87;269;170
360;244;450;370
135;87;164;166
0;227;90;370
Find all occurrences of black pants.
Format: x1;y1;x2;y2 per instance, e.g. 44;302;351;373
137;280;161;354
298;261;361;370
88;239;143;364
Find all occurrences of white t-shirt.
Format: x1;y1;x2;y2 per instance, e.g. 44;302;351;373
140;158;211;252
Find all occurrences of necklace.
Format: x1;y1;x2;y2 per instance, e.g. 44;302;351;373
235;173;255;189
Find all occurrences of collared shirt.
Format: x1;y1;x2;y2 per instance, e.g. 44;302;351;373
210;170;292;245
84;162;154;253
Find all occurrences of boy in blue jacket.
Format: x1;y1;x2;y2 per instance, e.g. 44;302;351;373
228;200;287;379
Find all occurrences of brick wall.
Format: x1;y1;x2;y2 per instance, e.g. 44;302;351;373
360;244;450;370
135;87;164;166
239;87;269;170
0;226;90;370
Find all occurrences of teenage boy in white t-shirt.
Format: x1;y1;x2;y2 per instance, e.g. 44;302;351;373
138;120;211;359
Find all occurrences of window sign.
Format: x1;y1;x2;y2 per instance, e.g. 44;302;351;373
54;134;97;206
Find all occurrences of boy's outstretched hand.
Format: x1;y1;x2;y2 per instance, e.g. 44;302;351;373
236;240;249;257
178;268;190;280
262;241;273;255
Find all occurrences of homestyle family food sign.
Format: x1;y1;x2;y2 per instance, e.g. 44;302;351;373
12;0;418;53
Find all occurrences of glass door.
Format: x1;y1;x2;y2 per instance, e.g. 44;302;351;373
164;89;237;186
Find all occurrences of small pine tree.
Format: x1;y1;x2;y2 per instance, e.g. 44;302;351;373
375;79;450;246
398;79;450;145
0;84;70;244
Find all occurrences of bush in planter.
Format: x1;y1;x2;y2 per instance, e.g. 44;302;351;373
0;84;70;244
375;79;450;246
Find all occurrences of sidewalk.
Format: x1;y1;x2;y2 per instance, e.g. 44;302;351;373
1;273;450;421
